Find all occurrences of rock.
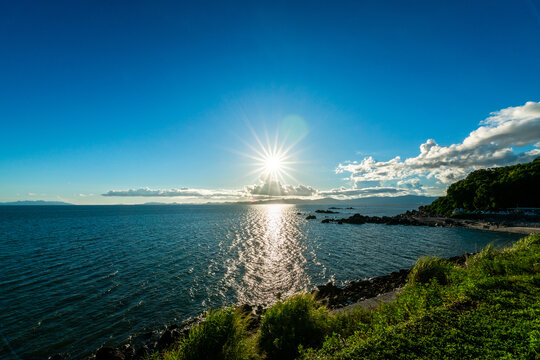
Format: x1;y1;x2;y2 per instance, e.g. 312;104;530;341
121;344;135;360
321;218;333;223
306;215;316;220
315;210;339;214
315;282;341;300
158;329;181;350
135;345;148;359
95;347;125;360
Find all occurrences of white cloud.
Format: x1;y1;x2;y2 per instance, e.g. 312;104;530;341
318;186;409;198
397;178;422;189
245;180;317;197
102;181;317;199
102;187;243;198
337;101;540;185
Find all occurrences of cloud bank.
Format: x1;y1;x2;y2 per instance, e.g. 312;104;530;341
102;187;243;198
337;101;540;185
102;101;539;202
245;180;317;197
102;181;317;199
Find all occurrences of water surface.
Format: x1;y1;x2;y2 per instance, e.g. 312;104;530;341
0;204;521;359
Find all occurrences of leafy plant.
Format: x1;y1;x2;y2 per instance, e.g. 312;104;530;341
408;256;453;285
177;307;253;360
258;294;331;360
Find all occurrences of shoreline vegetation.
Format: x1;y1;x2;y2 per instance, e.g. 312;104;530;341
87;234;540;360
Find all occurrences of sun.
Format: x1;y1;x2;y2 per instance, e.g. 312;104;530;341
264;154;284;176
237;129;301;184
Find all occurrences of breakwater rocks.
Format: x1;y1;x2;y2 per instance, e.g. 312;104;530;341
310;207;540;232
312;207;459;228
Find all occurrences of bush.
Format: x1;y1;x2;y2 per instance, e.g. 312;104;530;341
408;256;453;285
257;294;331;360
177;307;252;360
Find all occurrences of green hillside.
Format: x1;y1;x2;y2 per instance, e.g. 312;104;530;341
427;157;540;216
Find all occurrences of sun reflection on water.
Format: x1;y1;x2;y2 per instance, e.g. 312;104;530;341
220;204;311;306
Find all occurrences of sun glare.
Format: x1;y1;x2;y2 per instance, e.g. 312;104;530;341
264;155;283;174
237;128;302;185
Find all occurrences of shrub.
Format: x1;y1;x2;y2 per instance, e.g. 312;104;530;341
177;307;252;360
408;256;453;286
513;233;540;250
257;294;331;360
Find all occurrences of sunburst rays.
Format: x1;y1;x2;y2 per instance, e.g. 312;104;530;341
237;127;303;187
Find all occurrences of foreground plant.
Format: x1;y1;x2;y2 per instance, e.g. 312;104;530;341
257;294;332;360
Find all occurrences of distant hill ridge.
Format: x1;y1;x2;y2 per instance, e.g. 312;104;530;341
238;195;438;206
427;157;540;216
0;200;73;205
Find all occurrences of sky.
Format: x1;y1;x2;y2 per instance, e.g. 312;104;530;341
1;0;539;204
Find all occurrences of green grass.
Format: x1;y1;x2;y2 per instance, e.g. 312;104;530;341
149;307;256;360
152;234;540;360
257;293;332;360
407;256;453;286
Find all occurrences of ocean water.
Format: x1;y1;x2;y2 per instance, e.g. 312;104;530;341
0;204;522;359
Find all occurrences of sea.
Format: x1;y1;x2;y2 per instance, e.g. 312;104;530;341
0;204;522;359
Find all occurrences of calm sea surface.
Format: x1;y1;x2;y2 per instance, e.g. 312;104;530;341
0;204;522;359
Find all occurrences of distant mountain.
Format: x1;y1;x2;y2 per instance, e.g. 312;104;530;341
0;200;73;205
237;195;438;206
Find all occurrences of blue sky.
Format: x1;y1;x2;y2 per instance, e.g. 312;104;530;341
1;1;539;204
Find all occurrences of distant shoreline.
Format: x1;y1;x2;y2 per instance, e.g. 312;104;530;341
310;207;540;235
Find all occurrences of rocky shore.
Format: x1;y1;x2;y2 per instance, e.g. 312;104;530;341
312;206;540;234
312;251;471;309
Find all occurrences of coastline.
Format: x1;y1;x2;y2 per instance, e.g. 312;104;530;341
83;251;475;360
312;208;540;235
46;208;538;360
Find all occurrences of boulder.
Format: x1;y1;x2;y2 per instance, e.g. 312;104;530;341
121;344;135;360
95;347;125;360
157;329;181;351
135;345;148;359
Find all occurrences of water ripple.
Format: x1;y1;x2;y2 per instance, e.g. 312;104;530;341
0;204;521;359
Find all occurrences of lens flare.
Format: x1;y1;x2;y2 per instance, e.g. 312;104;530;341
248;130;300;184
231;123;305;191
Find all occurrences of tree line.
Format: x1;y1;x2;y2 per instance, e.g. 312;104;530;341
427;157;540;215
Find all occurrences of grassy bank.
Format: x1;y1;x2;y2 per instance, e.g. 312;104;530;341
151;234;540;360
